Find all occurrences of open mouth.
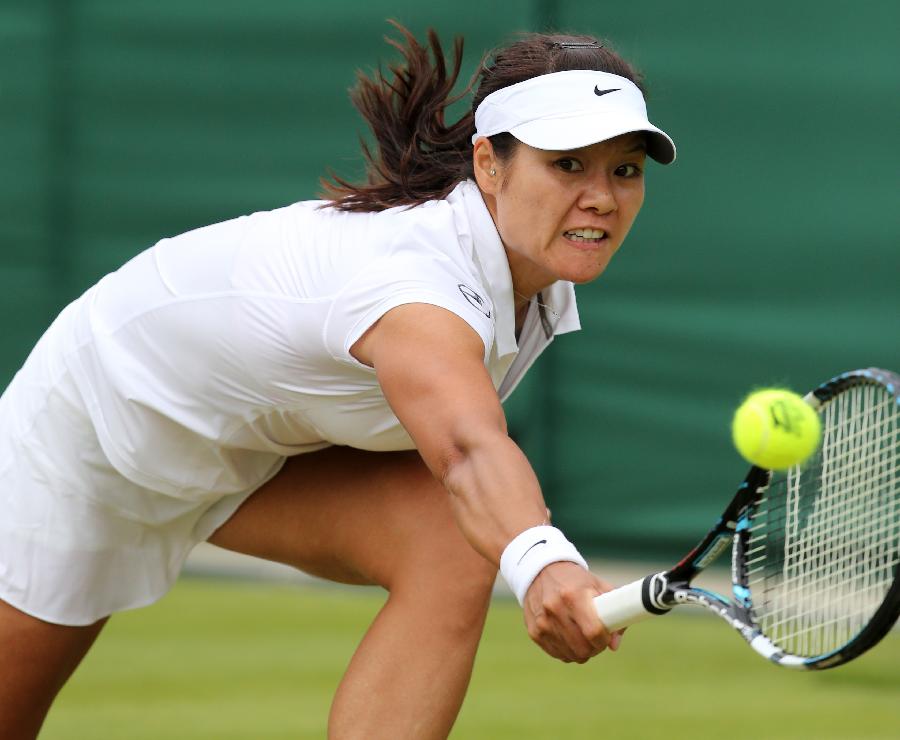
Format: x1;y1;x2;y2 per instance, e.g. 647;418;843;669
563;228;607;244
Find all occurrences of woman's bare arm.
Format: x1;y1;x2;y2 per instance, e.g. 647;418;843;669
351;303;546;562
352;303;615;662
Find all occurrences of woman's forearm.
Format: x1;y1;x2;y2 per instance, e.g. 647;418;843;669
439;431;550;566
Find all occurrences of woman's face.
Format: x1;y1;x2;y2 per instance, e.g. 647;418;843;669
475;134;647;296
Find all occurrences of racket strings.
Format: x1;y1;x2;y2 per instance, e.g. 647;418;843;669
745;533;896;591
745;383;900;659
746;484;897;570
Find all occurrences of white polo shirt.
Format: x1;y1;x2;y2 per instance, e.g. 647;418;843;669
62;179;581;507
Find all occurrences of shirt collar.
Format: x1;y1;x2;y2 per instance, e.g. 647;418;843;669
447;180;581;356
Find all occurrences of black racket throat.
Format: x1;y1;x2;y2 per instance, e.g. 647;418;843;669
639;573;676;616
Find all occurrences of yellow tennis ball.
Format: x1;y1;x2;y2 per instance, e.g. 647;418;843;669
731;388;821;470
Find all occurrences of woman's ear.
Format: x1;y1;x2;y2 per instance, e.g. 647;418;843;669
472;138;500;197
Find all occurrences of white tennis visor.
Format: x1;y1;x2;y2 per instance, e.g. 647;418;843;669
471;70;676;164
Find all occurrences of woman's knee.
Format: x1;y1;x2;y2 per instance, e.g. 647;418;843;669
378;458;496;587
388;492;496;628
388;559;494;645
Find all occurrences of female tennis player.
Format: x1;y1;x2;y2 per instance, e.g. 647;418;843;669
0;24;674;739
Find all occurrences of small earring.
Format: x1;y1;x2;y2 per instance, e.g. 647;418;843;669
489;168;496;176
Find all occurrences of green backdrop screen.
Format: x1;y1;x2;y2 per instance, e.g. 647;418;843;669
2;0;897;559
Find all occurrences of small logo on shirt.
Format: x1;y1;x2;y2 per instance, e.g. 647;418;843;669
458;284;491;318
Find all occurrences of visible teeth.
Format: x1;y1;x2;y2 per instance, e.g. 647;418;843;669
565;229;605;240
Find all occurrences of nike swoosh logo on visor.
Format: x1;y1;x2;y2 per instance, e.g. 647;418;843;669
594;86;620;97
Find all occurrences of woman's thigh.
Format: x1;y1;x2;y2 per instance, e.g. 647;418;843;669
208;446;496;593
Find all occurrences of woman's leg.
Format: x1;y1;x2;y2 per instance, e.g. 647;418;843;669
208;446;497;740
0;600;106;739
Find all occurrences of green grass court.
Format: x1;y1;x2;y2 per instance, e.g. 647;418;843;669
43;577;899;739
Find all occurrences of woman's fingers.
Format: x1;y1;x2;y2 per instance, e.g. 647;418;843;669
522;562;618;663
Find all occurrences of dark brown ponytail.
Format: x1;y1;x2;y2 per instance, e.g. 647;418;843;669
321;23;644;212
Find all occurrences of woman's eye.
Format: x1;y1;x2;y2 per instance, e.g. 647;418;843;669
556;158;584;172
616;163;643;178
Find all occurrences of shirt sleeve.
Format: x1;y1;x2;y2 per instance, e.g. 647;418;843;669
322;253;495;370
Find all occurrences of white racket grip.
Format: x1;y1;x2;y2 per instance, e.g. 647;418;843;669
593;577;658;633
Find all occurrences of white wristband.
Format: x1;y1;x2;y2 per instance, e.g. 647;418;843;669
499;525;589;606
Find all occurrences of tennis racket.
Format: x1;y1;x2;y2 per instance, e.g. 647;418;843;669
593;367;900;669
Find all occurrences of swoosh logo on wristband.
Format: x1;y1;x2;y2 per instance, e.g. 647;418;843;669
517;539;548;565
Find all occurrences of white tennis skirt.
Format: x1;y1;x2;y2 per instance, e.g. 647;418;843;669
0;301;282;626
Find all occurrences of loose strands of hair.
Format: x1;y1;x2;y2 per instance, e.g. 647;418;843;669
320;22;476;212
320;24;645;213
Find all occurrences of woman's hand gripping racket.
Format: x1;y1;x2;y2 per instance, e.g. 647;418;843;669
594;368;900;669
